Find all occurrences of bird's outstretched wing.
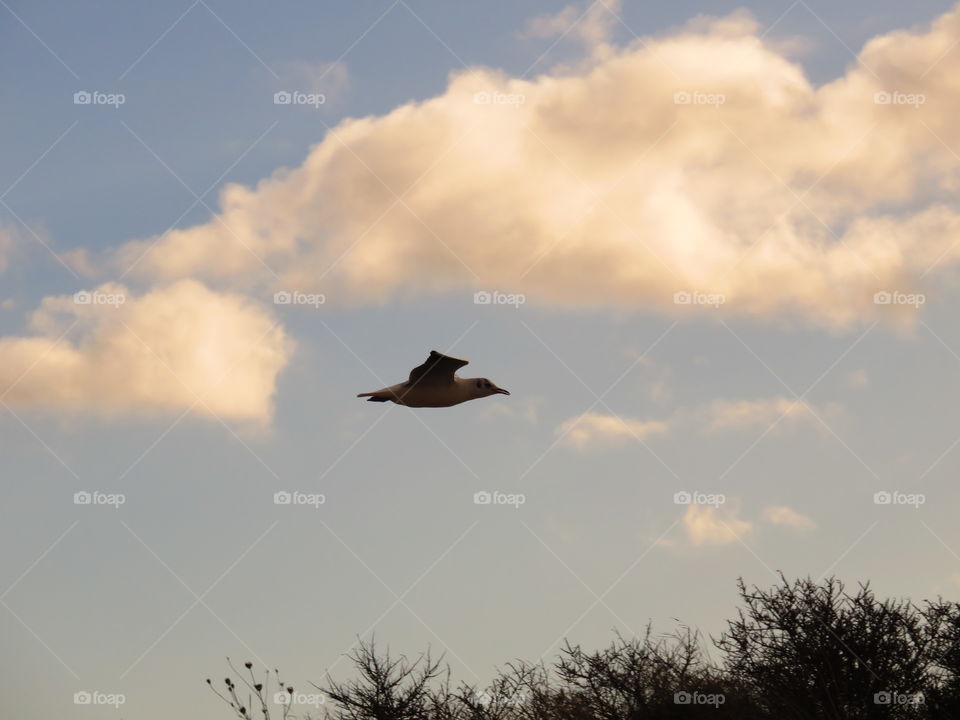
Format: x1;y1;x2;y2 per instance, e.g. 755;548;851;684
408;350;469;385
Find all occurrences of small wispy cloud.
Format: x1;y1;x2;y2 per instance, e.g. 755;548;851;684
660;502;813;550
663;504;752;548
521;0;622;51
556;395;828;450
277;59;349;103
701;397;817;433
556;411;671;450
762;505;817;531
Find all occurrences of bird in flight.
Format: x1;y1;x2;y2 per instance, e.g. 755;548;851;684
357;350;510;407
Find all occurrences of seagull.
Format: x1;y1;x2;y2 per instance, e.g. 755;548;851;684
357;350;510;408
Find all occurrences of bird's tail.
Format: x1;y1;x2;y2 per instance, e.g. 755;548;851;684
357;392;390;402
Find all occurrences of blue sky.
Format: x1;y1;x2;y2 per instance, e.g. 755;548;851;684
3;1;960;718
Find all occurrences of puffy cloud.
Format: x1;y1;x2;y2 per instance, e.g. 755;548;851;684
0;280;292;423
678;504;752;547
556;411;670;449
556;395;827;449
762;505;817;530
107;3;960;327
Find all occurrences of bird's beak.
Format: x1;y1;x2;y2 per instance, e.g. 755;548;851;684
494;387;510;395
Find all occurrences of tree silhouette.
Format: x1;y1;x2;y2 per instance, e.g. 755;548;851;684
209;575;959;719
716;574;943;719
322;640;446;720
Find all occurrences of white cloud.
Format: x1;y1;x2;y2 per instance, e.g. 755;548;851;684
103;4;960;327
556;411;670;449
0;280;293;423
523;0;622;53
662;502;811;549
677;504;752;547
762;505;817;530
523;5;580;40
555;395;827;450
701;396;818;432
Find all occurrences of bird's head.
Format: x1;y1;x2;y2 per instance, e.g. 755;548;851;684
470;378;510;399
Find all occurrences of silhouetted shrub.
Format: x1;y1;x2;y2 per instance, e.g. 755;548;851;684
209;575;960;719
716;574;949;719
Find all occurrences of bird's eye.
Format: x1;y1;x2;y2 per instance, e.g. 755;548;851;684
475;380;482;388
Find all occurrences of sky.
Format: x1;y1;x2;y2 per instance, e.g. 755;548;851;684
3;0;960;717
